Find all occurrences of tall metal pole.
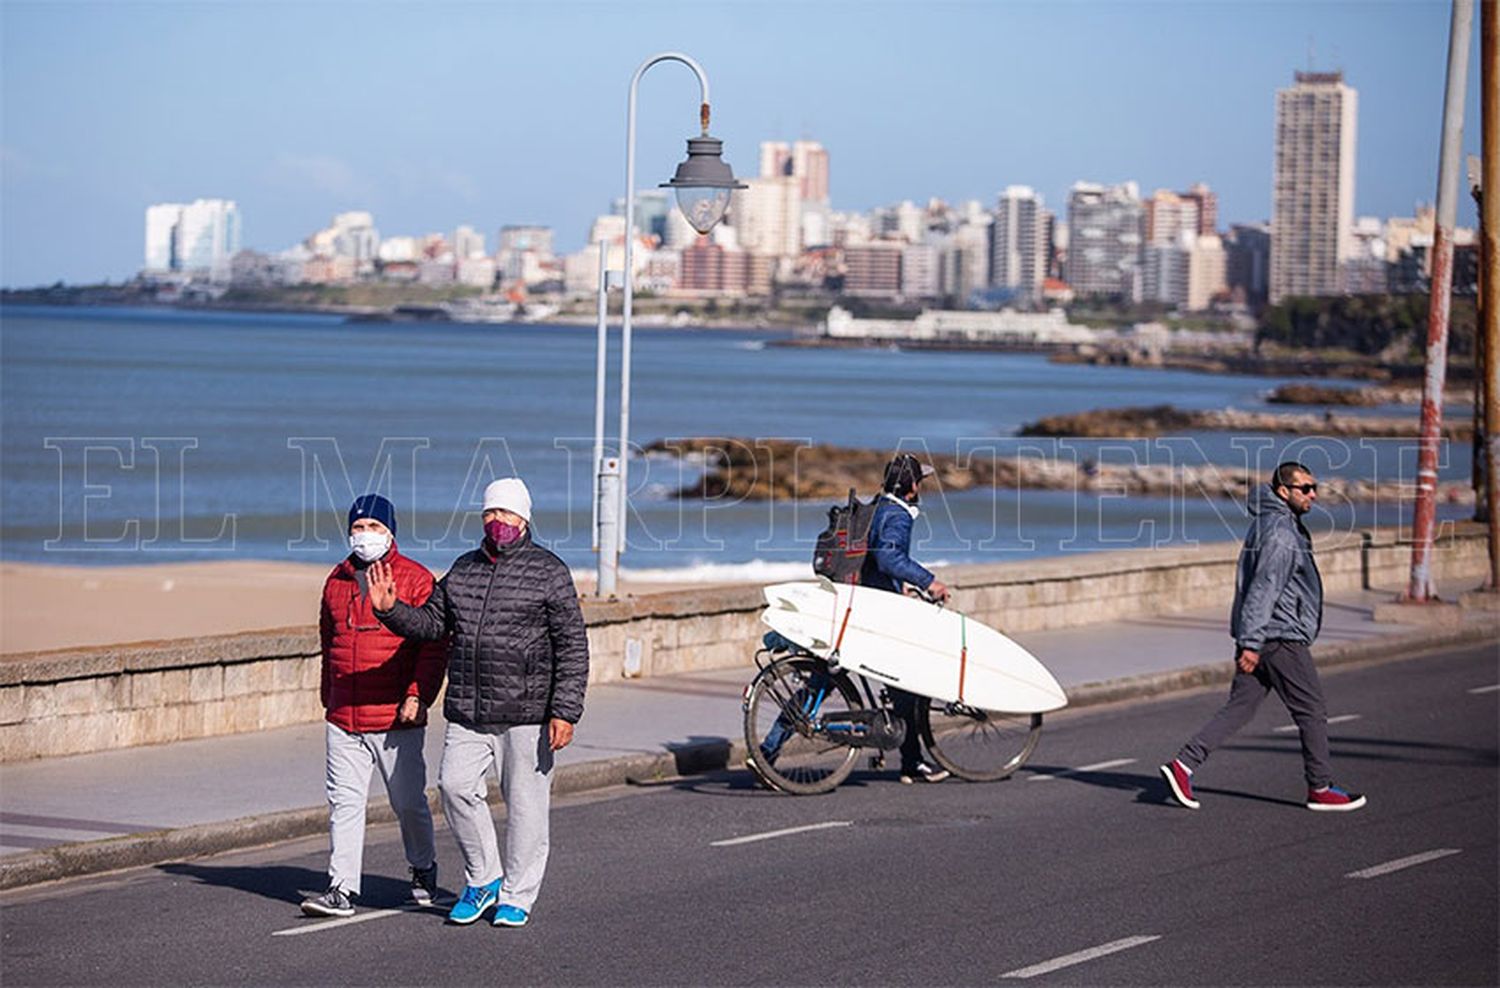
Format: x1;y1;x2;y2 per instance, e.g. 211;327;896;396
592;239;609;559
1407;0;1475;601
619;52;711;554
1482;0;1500;589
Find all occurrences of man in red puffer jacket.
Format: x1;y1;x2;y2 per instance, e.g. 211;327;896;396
300;494;447;919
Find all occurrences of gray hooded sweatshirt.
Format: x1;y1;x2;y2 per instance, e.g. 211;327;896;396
1230;483;1324;651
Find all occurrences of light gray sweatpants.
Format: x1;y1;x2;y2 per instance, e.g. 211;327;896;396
439;721;555;912
324;722;436;897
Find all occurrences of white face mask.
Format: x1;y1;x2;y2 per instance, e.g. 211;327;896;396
349;530;392;563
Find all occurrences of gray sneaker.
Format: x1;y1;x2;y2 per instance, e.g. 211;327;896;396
301;886;356;918
410;863;439;905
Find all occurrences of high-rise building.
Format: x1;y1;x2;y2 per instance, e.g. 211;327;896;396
900;243;940;300
843;242;903;297
730;176;802;257
1271;70;1358;303
988;185;1046;301
1180;183;1218;236
1225;222;1271;306
149;199;240;282
1144;191;1200;247
1187;234;1227;311
1064;182;1144;299
144;204;183;272
1141;242;1191;307
453;225;486;260
759;140;829;203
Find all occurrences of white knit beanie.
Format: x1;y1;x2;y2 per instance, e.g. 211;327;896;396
482;477;533;521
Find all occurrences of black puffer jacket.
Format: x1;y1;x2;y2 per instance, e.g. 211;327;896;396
376;532;589;727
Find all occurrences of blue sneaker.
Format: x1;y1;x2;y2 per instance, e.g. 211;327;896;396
492;904;529;927
447;879;500;925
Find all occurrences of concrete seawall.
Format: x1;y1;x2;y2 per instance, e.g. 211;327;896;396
1;524;1489;761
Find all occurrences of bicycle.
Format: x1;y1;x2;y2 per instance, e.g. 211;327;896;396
741;622;1044;796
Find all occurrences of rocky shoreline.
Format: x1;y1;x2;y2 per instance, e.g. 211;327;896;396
1018;405;1473;441
644;438;1474;506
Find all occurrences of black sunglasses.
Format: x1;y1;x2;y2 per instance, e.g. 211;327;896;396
1286;482;1318;494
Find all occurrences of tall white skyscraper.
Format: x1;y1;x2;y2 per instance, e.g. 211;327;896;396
989;185;1046;300
144;199;240;281
144;204;183;272
1271;70;1358;304
731;176;802;257
1065;181;1144;299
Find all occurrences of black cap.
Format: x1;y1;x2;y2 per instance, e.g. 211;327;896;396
882;454;935;496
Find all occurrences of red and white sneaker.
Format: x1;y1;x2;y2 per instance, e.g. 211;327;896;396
1307;785;1366;812
1159;759;1200;809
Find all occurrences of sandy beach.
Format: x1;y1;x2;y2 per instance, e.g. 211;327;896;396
0;559;745;655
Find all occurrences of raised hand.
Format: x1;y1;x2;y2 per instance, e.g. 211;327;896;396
368;558;398;612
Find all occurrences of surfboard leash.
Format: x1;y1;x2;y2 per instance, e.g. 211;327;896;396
957;612;969;704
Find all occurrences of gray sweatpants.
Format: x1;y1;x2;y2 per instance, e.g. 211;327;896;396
324;722;436;897
438;721;555;912
1176;639;1332;789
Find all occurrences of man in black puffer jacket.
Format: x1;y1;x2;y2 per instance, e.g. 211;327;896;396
370;477;588;929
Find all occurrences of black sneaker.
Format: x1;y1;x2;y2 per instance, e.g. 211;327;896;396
410;863;439;905
899;762;951;784
301;886;356;918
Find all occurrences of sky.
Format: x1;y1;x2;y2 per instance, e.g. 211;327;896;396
0;0;1487;288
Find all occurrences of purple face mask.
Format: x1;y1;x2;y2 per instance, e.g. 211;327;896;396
485;519;524;547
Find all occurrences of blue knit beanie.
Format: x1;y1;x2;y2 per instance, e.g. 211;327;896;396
348;493;397;536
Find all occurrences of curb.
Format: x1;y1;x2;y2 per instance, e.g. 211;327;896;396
3;619;1495;892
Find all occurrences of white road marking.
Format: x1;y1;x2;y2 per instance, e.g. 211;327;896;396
1028;758;1136;781
710;820;853;847
272;904;444;937
1274;714;1360;733
1346;849;1461;880
1467;684;1500;695
1002;935;1162;979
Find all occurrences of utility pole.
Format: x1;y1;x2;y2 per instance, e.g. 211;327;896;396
1406;0;1475;601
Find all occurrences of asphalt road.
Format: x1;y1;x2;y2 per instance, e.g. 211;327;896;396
3;640;1496;986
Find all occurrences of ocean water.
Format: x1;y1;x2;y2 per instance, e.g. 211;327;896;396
0;304;1472;580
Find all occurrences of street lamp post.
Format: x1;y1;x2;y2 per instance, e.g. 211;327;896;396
594;51;744;597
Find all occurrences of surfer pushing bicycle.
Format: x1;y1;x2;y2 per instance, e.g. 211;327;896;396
862;453;953;783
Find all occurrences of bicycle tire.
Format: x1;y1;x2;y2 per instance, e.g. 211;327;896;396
743;656;862;795
918;700;1042;782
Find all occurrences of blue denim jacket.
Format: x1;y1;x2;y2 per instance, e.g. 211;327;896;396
859;496;935;593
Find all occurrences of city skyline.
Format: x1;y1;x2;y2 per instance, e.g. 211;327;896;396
1;1;1487;288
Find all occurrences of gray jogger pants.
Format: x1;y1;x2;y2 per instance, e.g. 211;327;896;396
1176;639;1332;789
438;721;555;912
324;722;436;897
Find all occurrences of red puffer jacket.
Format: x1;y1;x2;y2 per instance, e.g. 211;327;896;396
319;545;446;733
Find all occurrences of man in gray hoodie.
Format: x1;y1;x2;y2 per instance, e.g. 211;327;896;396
1160;462;1366;812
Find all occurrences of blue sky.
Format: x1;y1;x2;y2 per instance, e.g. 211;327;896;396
0;0;1485;287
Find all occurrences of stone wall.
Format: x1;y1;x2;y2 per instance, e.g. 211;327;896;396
1;524;1488;761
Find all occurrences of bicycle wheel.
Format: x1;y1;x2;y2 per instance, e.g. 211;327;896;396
919;700;1042;782
743;656;862;795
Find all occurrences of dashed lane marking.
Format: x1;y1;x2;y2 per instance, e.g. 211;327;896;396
1468;684;1500;695
1274;714;1360;733
1346;849;1461;880
1002;935;1162;979
1028;758;1136;781
710;821;853;847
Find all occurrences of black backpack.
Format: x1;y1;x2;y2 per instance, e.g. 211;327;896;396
812;489;879;584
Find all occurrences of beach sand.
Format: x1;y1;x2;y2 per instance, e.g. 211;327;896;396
0;559;745;654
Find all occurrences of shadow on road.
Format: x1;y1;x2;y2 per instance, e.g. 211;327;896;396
156;861;419;908
1018;765;1305;809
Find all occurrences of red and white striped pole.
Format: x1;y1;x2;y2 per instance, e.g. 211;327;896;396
1407;0;1476;601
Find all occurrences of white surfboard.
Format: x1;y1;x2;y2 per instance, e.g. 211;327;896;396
760;581;1068;714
